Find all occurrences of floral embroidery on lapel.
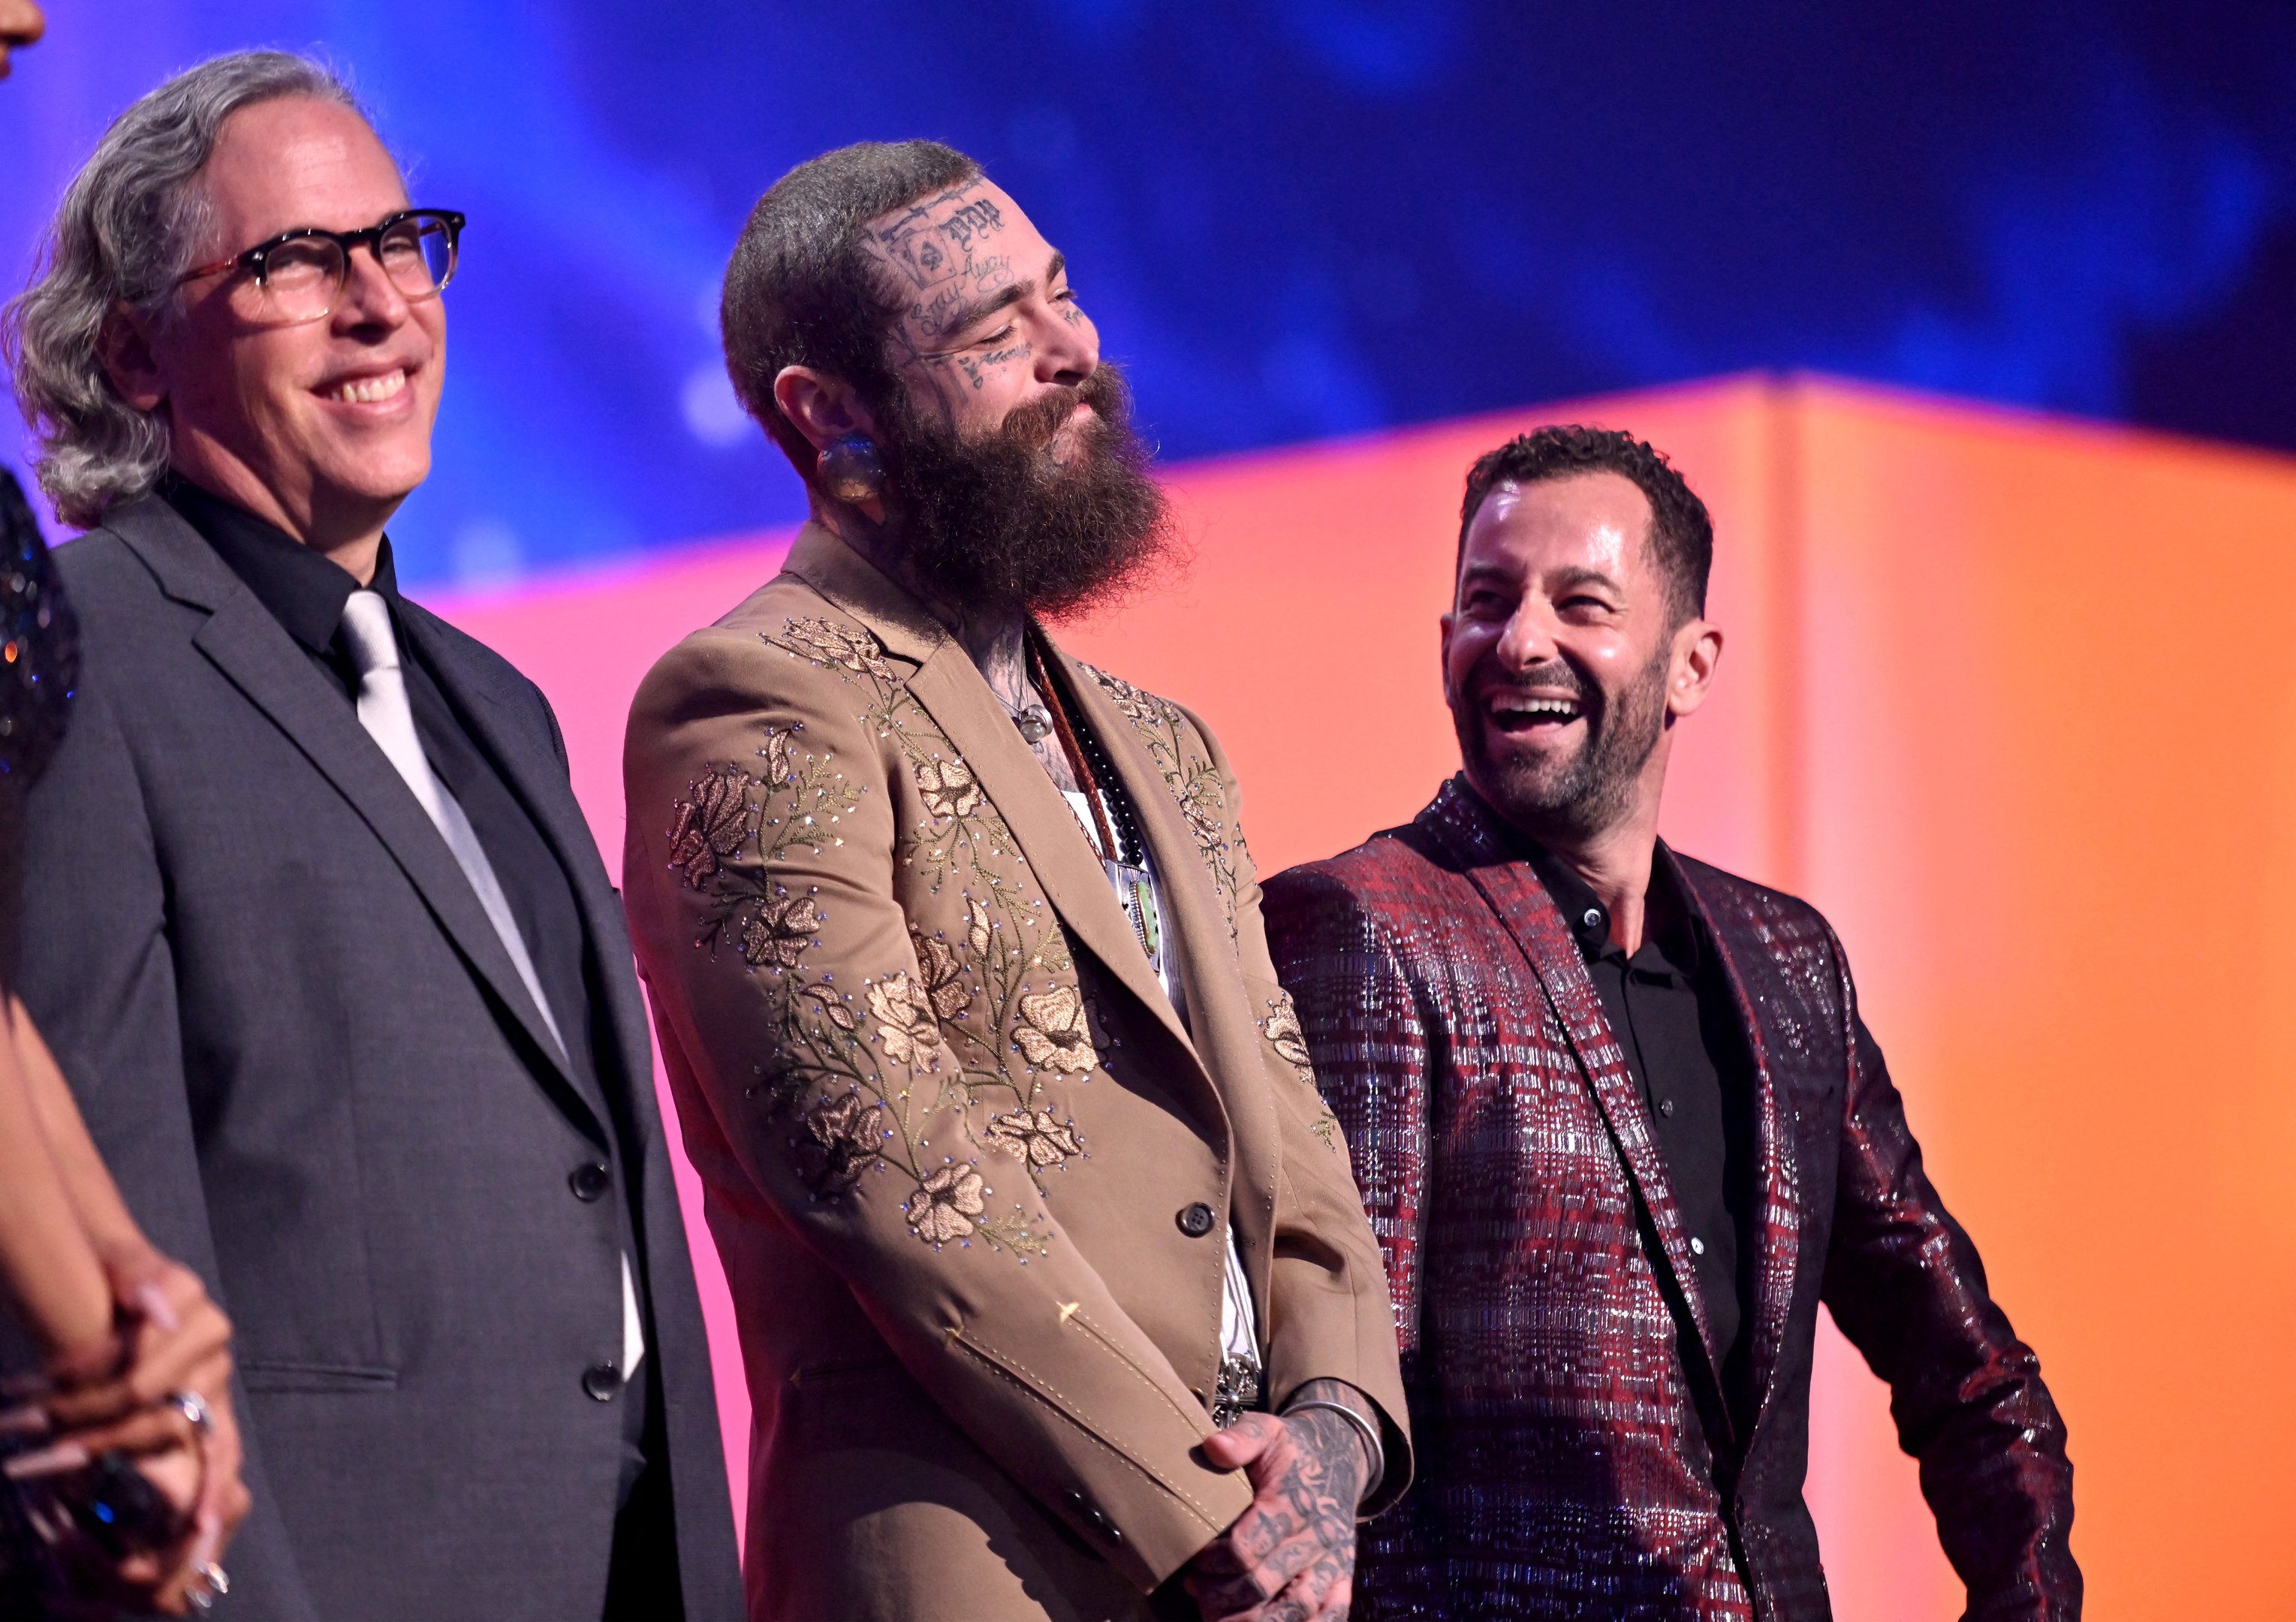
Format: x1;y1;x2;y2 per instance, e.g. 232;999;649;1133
1263;989;1341;1153
1080;664;1244;938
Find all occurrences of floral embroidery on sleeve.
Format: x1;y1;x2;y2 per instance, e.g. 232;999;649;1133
668;719;857;962
1264;989;1342;1153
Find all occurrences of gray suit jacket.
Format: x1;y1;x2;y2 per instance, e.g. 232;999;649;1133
19;496;741;1621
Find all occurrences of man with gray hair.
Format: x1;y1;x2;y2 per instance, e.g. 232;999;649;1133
5;52;741;1620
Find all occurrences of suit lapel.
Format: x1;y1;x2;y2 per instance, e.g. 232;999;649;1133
111;501;604;1142
782;526;1204;1066
394;604;640;1129
902;641;1202;1064
1044;638;1282;1269
1667;849;1803;1444
1424;785;1726;1385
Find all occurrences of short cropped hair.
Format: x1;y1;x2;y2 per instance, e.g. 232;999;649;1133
4;51;366;527
721;140;982;476
1458;424;1714;624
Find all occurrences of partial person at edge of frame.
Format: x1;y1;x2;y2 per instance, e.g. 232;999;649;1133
0;4;248;1616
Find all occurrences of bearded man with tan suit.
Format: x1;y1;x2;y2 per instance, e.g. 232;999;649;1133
622;141;1409;1622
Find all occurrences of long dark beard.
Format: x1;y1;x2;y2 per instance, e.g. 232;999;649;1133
1454;643;1672;843
871;360;1177;622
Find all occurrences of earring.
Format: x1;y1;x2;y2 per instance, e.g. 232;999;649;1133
816;435;884;505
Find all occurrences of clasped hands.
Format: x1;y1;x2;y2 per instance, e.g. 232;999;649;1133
1183;1381;1376;1622
8;1247;249;1615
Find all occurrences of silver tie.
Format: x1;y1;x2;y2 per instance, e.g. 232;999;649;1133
336;590;644;1379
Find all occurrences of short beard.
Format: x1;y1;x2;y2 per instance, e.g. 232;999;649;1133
1454;641;1672;844
869;360;1177;623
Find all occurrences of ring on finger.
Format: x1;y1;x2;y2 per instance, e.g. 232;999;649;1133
167;1390;212;1438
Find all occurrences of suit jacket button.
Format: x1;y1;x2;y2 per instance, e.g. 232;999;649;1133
1177;1201;1215;1238
583;1362;622;1401
569;1162;611;1201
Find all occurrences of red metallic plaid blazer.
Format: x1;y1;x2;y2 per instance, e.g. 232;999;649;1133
1263;779;2077;1621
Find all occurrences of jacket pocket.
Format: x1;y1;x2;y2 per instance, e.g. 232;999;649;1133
237;1361;399;1394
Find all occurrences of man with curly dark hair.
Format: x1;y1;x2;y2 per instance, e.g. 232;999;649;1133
1264;424;2080;1619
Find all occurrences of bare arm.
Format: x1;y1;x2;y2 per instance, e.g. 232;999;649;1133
0;1002;111;1361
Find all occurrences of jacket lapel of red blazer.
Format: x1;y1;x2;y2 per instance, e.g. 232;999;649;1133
1421;782;1728;1388
1665;847;1805;1450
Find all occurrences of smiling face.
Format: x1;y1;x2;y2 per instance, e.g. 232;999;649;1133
1442;472;1719;845
122;96;442;549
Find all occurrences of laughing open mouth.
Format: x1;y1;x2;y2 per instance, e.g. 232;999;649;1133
1490;694;1584;733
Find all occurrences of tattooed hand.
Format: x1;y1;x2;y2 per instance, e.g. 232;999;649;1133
1184;1382;1371;1621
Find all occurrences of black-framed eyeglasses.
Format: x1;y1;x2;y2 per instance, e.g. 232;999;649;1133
175;209;466;326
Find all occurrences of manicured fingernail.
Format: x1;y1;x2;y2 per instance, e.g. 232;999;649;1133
0;1404;50;1437
135;1283;179;1332
2;1440;89;1479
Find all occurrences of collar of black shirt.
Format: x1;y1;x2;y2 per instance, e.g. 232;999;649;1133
161;472;402;657
1461;784;1704;977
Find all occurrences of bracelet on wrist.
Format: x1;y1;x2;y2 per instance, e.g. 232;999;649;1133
1281;1396;1386;1509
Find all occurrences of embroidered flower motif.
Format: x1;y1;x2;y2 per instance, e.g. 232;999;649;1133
906;1164;986;1244
667;765;754;888
800;1091;883;1195
985;1108;1084;1169
1264;990;1313;1073
966;897;993;959
910;930;972;1022
1183;779;1225;846
740;893;821;969
801;984;857;1032
780;617;894;680
869;974;942;1070
1014;986;1097;1073
915;755;984;821
758;725;795;788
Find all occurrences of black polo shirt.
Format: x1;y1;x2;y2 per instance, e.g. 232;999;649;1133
160;475;599;1101
1517;835;1759;1399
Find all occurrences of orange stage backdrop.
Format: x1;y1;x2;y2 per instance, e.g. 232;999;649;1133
428;374;2294;1618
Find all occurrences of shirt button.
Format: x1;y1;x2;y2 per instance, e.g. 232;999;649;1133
1177;1201;1216;1238
1658;1099;1675;1117
1581;907;1603;930
568;1162;611;1201
1689;1236;1707;1256
582;1361;622;1401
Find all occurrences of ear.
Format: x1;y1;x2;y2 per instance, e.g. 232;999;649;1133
771;365;881;457
1666;617;1724;720
98;301;167;415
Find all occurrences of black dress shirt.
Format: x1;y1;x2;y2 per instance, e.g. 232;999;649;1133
161;476;603;1104
1517;835;1759;1406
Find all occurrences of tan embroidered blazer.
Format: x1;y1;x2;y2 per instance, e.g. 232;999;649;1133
622;526;1407;1620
